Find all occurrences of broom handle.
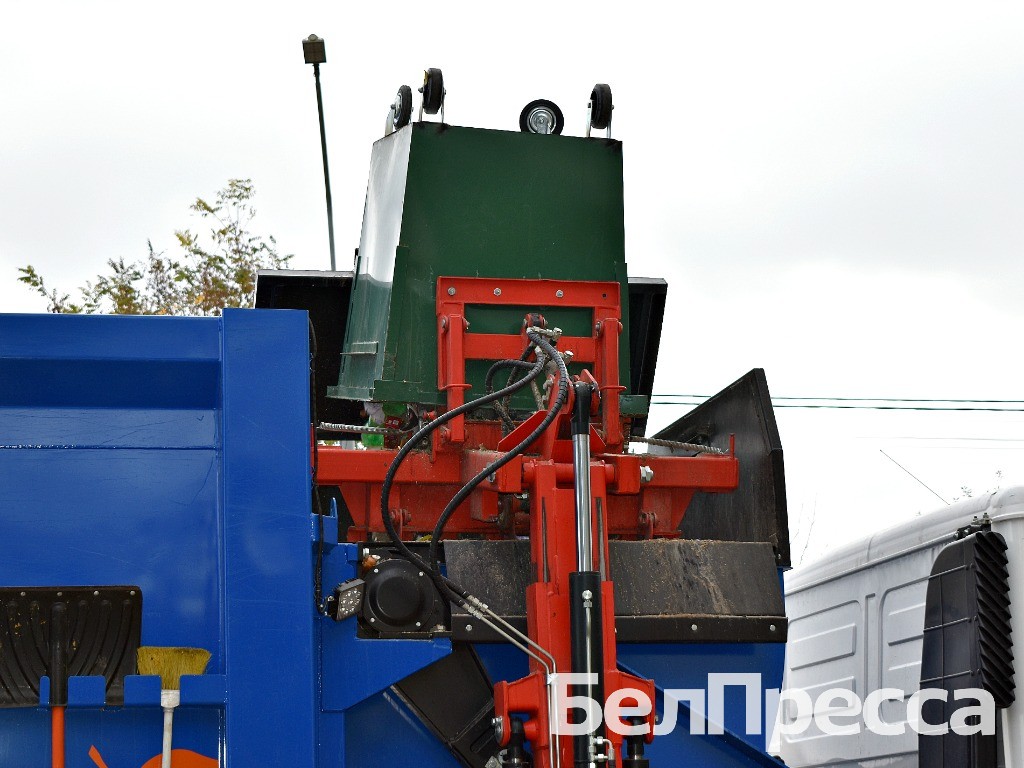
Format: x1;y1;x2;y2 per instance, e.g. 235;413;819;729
161;706;174;768
51;705;65;768
160;689;180;768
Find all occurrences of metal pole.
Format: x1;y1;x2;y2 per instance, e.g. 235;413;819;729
572;383;594;571
312;62;337;271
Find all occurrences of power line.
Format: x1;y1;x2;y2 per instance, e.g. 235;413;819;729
649;395;1024;412
650;401;1024;412
652;394;1024;404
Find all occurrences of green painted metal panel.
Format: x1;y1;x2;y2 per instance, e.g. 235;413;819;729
330;123;631;406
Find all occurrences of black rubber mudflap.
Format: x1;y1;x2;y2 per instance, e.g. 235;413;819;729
920;530;1014;766
0;586;142;707
392;644;499;767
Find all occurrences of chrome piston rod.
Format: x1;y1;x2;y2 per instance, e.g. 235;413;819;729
570;382;604;768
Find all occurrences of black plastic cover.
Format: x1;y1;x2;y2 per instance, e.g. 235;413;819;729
255;269;361;430
920;530;1014;767
0;586;142;707
392;644;499;767
626;277;666;438
653;368;790;566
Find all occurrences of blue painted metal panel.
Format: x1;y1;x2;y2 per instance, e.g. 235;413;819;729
221;309;316;766
0;310;312;768
619;645;786;767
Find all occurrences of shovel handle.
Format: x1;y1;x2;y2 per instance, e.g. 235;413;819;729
51;705;65;768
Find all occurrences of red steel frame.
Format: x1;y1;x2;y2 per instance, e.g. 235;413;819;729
315;276;740;768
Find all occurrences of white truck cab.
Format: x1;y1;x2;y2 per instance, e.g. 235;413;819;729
777;487;1024;767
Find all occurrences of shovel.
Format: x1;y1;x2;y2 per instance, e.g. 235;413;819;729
0;586;143;767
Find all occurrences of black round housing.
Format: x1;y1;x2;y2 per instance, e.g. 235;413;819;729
361;558;443;634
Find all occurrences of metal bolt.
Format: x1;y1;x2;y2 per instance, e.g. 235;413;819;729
447;286;456;296
418;571;424;577
93;591;100;596
488;472;497;483
770;624;777;632
595;322;602;333
56;592;62;597
130;590;136;596
19;591;25;597
639;465;654;483
416;621;422;627
494;287;502;296
691;624;698;632
370;617;376;622
465;624;473;632
582;590;593;600
555;289;564;298
373;568;380;573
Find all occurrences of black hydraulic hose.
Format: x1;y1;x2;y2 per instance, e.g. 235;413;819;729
380;347;545;601
428;330;571;573
485;358;537;393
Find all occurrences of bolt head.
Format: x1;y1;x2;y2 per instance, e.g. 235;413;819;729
447;286;456;296
494;287;502;296
582;590;593;599
556;289;564;298
465;624;473;632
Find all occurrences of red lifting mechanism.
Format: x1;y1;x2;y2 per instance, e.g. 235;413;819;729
316;276;740;768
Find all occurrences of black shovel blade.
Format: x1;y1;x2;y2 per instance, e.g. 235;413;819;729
0;586;142;708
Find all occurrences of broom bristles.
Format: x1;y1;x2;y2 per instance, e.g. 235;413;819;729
137;647;211;690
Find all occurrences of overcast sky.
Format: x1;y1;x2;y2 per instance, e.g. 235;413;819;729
2;2;1022;564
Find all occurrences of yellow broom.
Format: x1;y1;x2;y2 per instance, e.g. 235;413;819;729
137;647;211;768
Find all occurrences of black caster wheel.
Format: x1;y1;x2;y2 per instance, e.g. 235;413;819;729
392;84;412;129
519;99;564;135
420;68;444;115
590;83;613;130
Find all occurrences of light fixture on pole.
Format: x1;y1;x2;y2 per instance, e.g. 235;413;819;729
302;34;337;271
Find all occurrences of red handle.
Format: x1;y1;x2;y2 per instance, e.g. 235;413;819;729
51;705;65;768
